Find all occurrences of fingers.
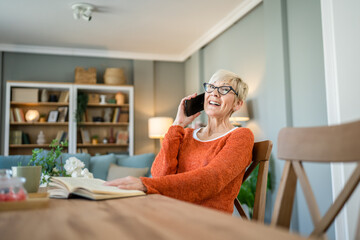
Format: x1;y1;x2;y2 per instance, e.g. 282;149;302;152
104;176;146;192
103;176;132;186
192;112;201;119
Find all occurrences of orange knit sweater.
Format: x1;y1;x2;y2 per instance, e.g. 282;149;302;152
140;125;254;213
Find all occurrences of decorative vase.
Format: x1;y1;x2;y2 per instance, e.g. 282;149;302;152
41;89;48;102
108;128;115;143
37;131;46;145
104;108;112;122
100;95;106;104
115;92;125;105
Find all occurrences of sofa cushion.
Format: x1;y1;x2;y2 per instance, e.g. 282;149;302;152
89;154;117;180
106;164;149;181
115;153;155;177
0;155;32;169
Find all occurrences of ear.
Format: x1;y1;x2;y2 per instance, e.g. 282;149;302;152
233;100;243;112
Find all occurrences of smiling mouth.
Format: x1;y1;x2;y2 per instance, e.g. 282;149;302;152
209;101;220;106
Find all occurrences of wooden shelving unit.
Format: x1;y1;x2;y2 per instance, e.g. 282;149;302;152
74;84;133;156
87;103;129;107
11;102;69;107
78;122;128;126
77;143;128;147
10;122;69;126
9;144;52;148
4;81;134;156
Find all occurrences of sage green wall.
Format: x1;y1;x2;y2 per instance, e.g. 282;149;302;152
153;61;185;152
134;60;155;155
286;0;334;237
2;52;133;84
184;51;201;96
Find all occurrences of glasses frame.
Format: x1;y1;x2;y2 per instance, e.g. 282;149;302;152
203;83;238;96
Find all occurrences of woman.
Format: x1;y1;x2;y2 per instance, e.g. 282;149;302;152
105;69;254;214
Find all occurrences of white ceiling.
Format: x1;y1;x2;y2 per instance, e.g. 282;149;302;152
0;0;260;61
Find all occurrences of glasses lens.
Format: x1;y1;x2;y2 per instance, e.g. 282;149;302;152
218;86;231;95
204;83;213;93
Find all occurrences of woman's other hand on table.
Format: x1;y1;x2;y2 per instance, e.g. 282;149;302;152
104;176;147;192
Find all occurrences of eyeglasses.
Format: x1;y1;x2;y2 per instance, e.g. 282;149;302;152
203;83;238;96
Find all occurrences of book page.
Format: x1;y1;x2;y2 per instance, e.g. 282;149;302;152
52;177;144;195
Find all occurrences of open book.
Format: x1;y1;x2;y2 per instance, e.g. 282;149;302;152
48;177;146;200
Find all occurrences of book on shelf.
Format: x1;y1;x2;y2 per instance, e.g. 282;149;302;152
55;130;64;143
57;106;68;122
119;113;129;122
14;108;25;122
21;132;31;144
10;130;22;144
80;128;90;144
60;131;68;143
58;91;69;103
48;177;145;200
112;108;120;122
77;148;88;154
119;106;129;122
116;130;129;144
10;108;15;123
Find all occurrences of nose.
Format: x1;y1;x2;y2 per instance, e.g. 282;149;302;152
211;88;220;97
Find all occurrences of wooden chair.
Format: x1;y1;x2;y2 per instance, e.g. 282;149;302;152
271;120;360;239
234;140;273;222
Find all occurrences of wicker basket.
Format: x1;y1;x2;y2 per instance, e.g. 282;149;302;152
75;67;97;84
104;68;126;85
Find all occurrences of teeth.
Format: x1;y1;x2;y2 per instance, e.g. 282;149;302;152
209;101;220;106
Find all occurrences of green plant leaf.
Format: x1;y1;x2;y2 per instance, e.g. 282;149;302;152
237;164;272;219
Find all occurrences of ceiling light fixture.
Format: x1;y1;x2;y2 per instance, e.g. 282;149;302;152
71;3;94;22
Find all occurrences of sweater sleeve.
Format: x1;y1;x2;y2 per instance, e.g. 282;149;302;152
141;128;254;203
150;125;185;177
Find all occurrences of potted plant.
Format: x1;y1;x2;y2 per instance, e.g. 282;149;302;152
91;135;99;145
76;92;88;123
28;139;69;185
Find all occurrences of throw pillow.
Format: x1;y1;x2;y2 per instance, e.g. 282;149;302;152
0;155;32;169
89;154;116;180
115;153;155;177
106;164;149;181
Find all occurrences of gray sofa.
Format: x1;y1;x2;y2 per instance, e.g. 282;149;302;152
0;153;155;180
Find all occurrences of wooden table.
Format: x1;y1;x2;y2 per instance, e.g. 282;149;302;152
0;194;311;240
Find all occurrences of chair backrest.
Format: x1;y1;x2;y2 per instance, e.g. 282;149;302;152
271;120;360;239
234;140;273;222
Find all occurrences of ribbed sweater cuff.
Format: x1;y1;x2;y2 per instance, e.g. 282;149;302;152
140;177;158;194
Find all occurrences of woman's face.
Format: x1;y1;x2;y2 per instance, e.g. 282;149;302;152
204;81;239;119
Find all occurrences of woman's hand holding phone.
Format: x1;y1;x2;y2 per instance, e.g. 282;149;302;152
173;93;201;128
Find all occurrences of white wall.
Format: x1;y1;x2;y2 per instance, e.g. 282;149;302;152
321;0;360;239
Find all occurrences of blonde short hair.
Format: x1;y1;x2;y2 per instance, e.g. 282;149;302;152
208;69;249;102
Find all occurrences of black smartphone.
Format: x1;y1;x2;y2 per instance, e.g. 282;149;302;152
184;93;205;117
